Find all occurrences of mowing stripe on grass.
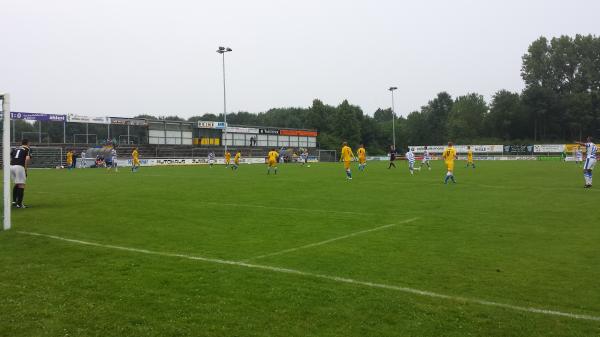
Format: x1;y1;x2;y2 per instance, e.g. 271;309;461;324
197;201;374;216
16;230;600;322
29;192;376;216
245;217;418;261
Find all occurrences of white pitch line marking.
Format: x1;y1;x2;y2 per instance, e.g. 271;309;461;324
245;217;418;261
16;231;600;322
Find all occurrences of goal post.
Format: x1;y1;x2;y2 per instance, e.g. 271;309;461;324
1;93;11;230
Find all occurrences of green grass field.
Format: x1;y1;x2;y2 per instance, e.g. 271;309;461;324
1;160;599;336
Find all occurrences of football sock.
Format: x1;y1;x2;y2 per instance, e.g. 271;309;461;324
585;171;592;185
12;185;17;202
16;188;24;205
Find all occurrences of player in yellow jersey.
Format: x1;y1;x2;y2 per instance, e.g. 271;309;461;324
466;146;475;168
131;147;140;172
66;150;73;170
442;142;457;184
225;150;231;168
357;144;367;171
267;148;279;175
340;142;355;180
232;151;241;170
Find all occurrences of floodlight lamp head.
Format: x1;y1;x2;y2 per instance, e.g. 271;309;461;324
389;87;398;91
218;46;225;51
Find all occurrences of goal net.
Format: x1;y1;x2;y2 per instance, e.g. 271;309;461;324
28;147;64;168
318;150;337;162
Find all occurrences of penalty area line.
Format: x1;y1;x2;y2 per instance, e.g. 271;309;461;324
16;230;600;323
244;217;419;261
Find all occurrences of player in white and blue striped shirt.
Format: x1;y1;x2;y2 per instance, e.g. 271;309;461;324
208;151;215;167
405;148;418;175
576;137;597;188
420;146;432;170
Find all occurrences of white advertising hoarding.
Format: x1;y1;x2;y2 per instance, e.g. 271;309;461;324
534;144;565;153
197;121;227;129
227;126;259;134
67;114;110;124
410;145;504;153
116;157;269;167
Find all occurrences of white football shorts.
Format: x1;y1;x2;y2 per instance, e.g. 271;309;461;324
584;158;596;170
10;165;27;184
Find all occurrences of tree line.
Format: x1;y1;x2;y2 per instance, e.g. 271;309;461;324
171;34;600;154
12;34;600;154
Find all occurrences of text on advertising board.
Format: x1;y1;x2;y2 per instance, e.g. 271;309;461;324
10;112;66;122
279;129;318;137
259;128;279;135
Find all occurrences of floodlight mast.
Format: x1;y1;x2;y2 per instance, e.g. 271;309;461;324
388;87;398;150
217;46;232;154
1;93;11;230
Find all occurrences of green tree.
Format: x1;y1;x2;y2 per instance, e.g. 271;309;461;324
448;93;488;142
333;100;361;146
486;90;524;140
423;92;453;144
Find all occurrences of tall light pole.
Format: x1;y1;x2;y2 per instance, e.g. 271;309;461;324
389;87;398;150
217;46;232;154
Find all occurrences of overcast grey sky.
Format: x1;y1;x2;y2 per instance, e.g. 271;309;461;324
1;0;598;119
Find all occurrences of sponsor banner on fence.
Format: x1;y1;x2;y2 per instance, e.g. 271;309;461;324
67;114;110;124
565;143;600;153
115;157;271;167
279;129;318;137
10;112;66;122
197;121;227;129
259;128;280;135
490;156;538;160
503;145;534;154
227;126;259;134
454;155;538;161
410;145;445;153
365;156;390;161
11;112;67;122
534;144;565;153
110;117;147;126
454;145;504;153
410;145;503;153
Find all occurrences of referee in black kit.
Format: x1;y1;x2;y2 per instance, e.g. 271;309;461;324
10;139;32;208
388;145;397;169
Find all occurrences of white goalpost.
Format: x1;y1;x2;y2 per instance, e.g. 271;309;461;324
1;93;11;230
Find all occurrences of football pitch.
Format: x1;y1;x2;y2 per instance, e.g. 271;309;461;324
1;160;599;336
